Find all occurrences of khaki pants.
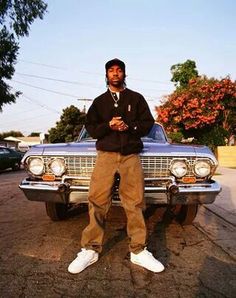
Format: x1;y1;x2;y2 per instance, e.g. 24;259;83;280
81;151;147;253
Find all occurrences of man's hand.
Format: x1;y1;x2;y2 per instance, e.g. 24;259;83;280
109;117;129;131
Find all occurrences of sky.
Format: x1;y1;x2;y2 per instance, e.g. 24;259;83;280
0;0;236;136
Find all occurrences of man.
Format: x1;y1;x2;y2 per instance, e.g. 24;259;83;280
68;58;164;274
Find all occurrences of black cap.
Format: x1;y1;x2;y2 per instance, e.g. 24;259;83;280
105;58;126;74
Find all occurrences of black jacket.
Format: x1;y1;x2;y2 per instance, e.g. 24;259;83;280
85;88;154;155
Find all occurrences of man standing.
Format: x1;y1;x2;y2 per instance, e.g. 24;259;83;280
68;58;164;274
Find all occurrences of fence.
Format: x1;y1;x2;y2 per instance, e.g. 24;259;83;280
216;146;236;167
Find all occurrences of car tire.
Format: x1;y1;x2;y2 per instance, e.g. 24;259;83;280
176;204;198;225
45;202;68;221
12;162;21;171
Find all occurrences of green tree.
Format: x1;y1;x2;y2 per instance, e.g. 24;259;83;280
167;131;184;143
0;130;24;140
0;0;47;111
171;59;199;88
28;132;40;137
48;105;86;143
189;125;229;151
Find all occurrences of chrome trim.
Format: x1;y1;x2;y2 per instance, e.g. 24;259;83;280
62;175;91;181
19;178;221;205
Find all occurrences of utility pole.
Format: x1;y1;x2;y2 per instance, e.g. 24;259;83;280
77;98;93;113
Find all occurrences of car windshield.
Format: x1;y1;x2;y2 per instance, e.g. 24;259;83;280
142;124;167;143
77;123;167;143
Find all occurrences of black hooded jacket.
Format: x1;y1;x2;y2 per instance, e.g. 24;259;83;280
85;88;154;155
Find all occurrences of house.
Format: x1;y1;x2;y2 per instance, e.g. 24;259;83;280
3;136;41;152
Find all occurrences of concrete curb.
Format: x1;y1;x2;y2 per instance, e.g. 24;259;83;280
206;166;236;227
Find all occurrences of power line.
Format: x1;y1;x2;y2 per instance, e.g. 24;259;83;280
13;74;171;99
128;77;172;85
18;59;66;70
10;87;61;114
12;80;81;98
80;70;172;85
1;111;56;128
17;59;172;85
0;92;61;130
15;72;171;92
1;107;44;124
15;72;102;89
21;93;61;114
11;79;163;103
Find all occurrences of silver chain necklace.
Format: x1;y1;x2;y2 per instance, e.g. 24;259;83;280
110;91;119;108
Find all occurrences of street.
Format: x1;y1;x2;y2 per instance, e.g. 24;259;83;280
0;170;235;298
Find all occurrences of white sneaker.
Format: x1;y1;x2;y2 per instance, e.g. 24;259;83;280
68;248;99;274
130;248;165;273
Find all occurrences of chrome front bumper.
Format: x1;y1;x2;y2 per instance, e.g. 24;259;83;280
19;177;221;205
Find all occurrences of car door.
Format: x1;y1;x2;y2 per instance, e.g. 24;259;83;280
0;148;9;170
7;148;21;169
0;148;20;170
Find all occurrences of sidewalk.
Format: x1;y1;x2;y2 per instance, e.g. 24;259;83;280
205;166;236;226
194;166;236;259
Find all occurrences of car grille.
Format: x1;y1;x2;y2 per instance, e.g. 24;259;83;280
66;156;96;177
142;156;196;178
43;155;197;178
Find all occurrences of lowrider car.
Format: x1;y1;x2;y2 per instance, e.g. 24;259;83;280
19;123;221;224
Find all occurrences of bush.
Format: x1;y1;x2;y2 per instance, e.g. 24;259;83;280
167;131;184;143
195;126;229;151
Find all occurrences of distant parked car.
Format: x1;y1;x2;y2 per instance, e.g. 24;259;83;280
19;123;221;224
0;146;23;171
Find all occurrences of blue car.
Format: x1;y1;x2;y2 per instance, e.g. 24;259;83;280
19;123;221;224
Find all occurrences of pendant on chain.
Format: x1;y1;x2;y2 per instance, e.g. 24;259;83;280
114;103;118;108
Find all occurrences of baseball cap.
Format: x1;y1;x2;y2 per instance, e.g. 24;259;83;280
105;58;126;74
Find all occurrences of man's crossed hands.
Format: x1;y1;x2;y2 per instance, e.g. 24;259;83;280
109;117;129;132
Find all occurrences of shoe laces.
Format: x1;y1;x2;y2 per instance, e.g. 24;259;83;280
78;248;93;257
143;247;153;257
144;247;152;256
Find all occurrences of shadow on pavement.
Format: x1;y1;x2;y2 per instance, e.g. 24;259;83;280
197;256;236;297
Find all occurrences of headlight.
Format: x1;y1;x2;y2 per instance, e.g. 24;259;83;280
49;158;66;176
28;157;44;175
194;160;211;177
170;160;188;178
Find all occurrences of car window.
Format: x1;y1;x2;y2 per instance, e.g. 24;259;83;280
77;128;92;141
0;148;9;154
142;124;167;143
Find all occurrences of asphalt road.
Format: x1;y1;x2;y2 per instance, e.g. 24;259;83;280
0;170;235;298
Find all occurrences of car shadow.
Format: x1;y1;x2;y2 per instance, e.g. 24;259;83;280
144;205;172;268
66;203;88;219
65;203;172;267
102;205;171;264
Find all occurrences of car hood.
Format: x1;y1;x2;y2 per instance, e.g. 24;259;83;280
22;142;97;161
142;142;214;158
22;140;216;162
